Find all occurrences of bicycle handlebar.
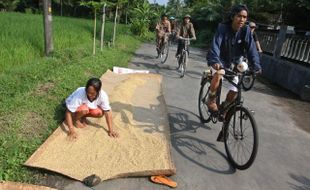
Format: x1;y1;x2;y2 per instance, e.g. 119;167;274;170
178;37;196;41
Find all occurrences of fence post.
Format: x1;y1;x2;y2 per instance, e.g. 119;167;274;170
273;25;287;59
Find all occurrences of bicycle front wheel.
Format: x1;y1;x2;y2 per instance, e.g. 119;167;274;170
224;106;258;170
180;51;187;78
161;42;169;64
198;78;212;123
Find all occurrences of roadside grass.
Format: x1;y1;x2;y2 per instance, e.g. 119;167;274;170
0;12;140;182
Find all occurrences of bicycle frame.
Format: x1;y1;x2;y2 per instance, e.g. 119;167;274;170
220;72;245;136
209;70;244;124
181;38;190;54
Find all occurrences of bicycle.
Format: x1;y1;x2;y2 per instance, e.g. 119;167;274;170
198;65;259;170
157;33;170;64
241;66;256;91
177;37;192;78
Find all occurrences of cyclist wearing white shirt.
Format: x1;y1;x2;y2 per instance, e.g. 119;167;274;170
65;78;118;139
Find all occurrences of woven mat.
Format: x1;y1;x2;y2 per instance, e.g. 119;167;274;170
24;71;175;181
0;181;56;190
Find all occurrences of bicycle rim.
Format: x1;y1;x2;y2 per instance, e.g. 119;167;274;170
161;43;169;63
180;52;187;78
224;106;258;170
184;51;188;72
241;74;255;91
198;80;211;123
180;63;185;77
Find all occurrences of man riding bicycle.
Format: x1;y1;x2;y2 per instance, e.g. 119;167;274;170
176;14;196;59
156;14;171;57
169;16;178;42
206;5;261;139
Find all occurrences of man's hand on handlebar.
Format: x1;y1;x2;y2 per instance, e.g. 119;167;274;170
255;69;262;75
212;63;221;70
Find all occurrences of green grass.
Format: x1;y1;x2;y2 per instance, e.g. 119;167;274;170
0;12;141;182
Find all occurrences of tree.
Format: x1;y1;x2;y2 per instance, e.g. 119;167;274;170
130;0;158;37
166;0;184;18
80;0;107;55
0;0;19;11
109;0;128;46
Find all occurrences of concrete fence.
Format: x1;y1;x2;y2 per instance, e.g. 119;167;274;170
281;36;310;64
256;26;310;101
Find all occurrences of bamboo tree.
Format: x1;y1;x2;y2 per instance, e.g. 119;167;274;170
93;8;97;55
113;5;118;46
111;0;128;46
101;3;107;51
80;1;106;55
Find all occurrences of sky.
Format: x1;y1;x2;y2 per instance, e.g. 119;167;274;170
148;0;168;6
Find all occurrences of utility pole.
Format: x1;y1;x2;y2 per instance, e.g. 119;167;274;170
43;0;54;56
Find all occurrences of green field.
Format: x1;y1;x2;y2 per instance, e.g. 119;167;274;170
0;12;141;182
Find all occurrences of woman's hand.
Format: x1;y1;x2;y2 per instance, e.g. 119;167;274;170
108;130;119;138
68;130;78;140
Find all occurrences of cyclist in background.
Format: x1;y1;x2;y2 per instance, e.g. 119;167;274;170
249;22;263;53
176;14;196;58
169;16;178;43
156;14;171;57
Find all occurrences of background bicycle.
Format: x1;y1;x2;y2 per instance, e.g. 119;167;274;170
177;37;192;78
241;66;257;91
157;33;170;64
198;66;259;170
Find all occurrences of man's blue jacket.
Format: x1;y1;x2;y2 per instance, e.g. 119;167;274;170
207;23;261;71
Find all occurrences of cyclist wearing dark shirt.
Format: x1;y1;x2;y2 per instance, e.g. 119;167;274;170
176;14;196;58
206;5;261;112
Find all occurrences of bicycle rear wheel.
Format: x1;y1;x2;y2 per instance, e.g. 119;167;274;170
241;72;255;91
198;78;212;123
161;42;169;64
224;106;258;170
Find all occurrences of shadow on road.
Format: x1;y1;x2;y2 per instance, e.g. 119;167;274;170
167;105;210;134
171;134;236;174
288;173;310;190
167;105;235;174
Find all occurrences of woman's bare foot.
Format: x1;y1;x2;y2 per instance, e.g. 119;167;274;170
76;118;87;128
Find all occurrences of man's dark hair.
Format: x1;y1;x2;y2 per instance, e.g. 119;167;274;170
161;14;168;19
85;78;102;94
224;4;249;23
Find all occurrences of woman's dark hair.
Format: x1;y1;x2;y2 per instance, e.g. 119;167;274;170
224;4;249;24
85;78;102;94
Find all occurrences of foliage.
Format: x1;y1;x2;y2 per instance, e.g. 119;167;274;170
175;0;310;28
166;0;184;19
129;0;158;37
0;0;19;11
0;12;140;182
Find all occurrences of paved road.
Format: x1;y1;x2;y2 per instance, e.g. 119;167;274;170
59;43;310;190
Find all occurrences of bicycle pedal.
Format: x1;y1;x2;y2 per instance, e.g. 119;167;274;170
209;110;219;118
218;115;224;122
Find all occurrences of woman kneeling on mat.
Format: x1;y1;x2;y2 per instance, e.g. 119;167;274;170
65;78;119;139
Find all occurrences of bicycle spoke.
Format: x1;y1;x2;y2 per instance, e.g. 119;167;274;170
225;107;258;169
